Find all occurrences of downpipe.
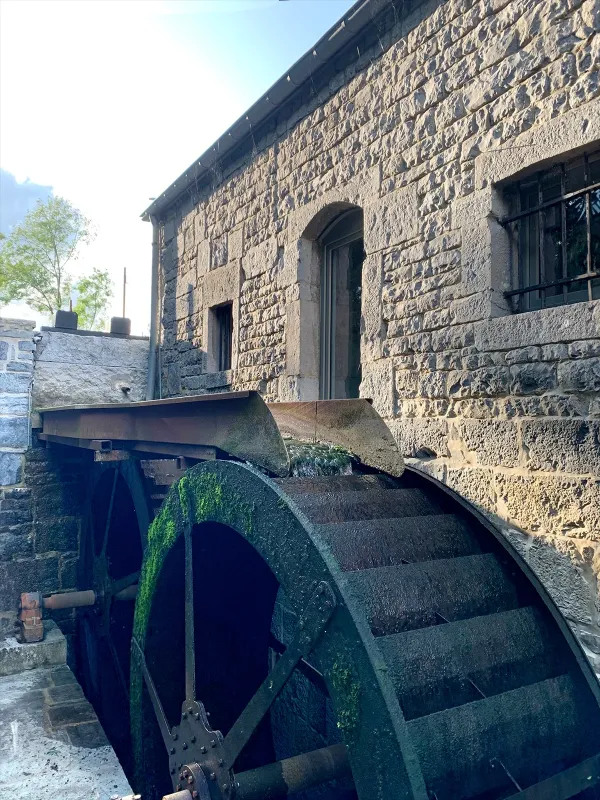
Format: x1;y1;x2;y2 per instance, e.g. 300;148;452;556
146;214;160;400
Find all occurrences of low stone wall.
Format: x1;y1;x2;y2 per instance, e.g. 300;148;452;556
33;328;149;409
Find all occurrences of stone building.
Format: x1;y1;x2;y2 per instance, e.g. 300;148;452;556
143;0;600;667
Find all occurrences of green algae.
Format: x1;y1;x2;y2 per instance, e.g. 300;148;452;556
132;468;255;646
285;439;353;477
331;660;361;745
130;465;257;785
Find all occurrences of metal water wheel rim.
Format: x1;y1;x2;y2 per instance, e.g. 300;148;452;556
130;460;428;800
129;460;600;800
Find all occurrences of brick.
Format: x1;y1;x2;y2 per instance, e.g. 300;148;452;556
46;701;96;728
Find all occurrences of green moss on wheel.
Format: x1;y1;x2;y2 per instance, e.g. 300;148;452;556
332;660;361;745
131;465;256;786
133;469;255;645
286;439;354;477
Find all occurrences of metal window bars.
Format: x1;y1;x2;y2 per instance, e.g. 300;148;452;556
501;150;600;312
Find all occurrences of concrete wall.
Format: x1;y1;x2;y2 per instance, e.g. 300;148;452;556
156;0;600;670
33;329;149;410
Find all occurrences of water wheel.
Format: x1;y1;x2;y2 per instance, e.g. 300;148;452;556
129;459;600;800
76;461;148;772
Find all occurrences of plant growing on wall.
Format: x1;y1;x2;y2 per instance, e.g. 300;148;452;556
0;195;113;329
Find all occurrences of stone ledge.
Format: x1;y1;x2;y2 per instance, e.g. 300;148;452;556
0;620;66;677
0;664;131;799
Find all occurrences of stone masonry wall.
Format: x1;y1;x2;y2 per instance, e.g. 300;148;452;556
156;0;600;669
0;317;35;632
0;322;149;637
0;318;90;635
0;318;34;493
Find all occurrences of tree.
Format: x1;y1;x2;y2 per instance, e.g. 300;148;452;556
0;195;96;317
73;267;113;330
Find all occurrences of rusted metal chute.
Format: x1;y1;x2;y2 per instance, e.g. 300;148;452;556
269;398;404;477
38;392;291;476
37;393;405;478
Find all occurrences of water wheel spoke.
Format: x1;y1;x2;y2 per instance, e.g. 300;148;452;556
108;636;129;701
269;633;329;696
184;522;196;703
100;469;119;559
132;638;173;753
222;581;336;768
111;570;140;595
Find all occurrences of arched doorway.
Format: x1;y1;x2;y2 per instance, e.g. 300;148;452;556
319;208;364;399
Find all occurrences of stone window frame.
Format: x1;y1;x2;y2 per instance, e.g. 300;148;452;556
500;148;600;312
279;165;411;417
201;261;241;378
454;105;600;322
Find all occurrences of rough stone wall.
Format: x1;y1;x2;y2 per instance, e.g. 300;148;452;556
0;318;34;492
0;322;149;634
157;0;600;669
0;318;88;635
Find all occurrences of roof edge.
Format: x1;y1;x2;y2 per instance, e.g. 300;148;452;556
142;0;400;220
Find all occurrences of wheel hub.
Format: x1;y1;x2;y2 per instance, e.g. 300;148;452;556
168;700;233;799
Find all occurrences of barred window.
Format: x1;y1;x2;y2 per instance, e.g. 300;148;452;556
502;149;600;312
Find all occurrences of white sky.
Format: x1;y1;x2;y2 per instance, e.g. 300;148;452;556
0;0;355;333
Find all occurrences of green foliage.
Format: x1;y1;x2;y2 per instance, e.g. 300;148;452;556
73;267;113;330
0;196;111;328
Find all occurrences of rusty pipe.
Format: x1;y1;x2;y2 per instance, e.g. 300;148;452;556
42;590;96;610
235;742;350;800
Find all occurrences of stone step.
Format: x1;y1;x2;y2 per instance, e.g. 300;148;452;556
0;619;66;677
0;660;132;799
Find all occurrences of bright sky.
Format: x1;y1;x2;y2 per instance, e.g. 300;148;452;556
0;0;355;334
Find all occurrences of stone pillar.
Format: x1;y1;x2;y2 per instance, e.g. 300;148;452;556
0;318;35;634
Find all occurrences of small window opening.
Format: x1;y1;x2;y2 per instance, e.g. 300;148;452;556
214;303;233;371
502;148;600;311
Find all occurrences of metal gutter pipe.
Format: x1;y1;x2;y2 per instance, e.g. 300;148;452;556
146;215;159;400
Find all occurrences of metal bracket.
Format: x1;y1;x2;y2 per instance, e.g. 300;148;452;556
16;592;44;643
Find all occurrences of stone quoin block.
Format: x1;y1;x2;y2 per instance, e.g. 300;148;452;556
0;416;29;449
0;453;23;487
